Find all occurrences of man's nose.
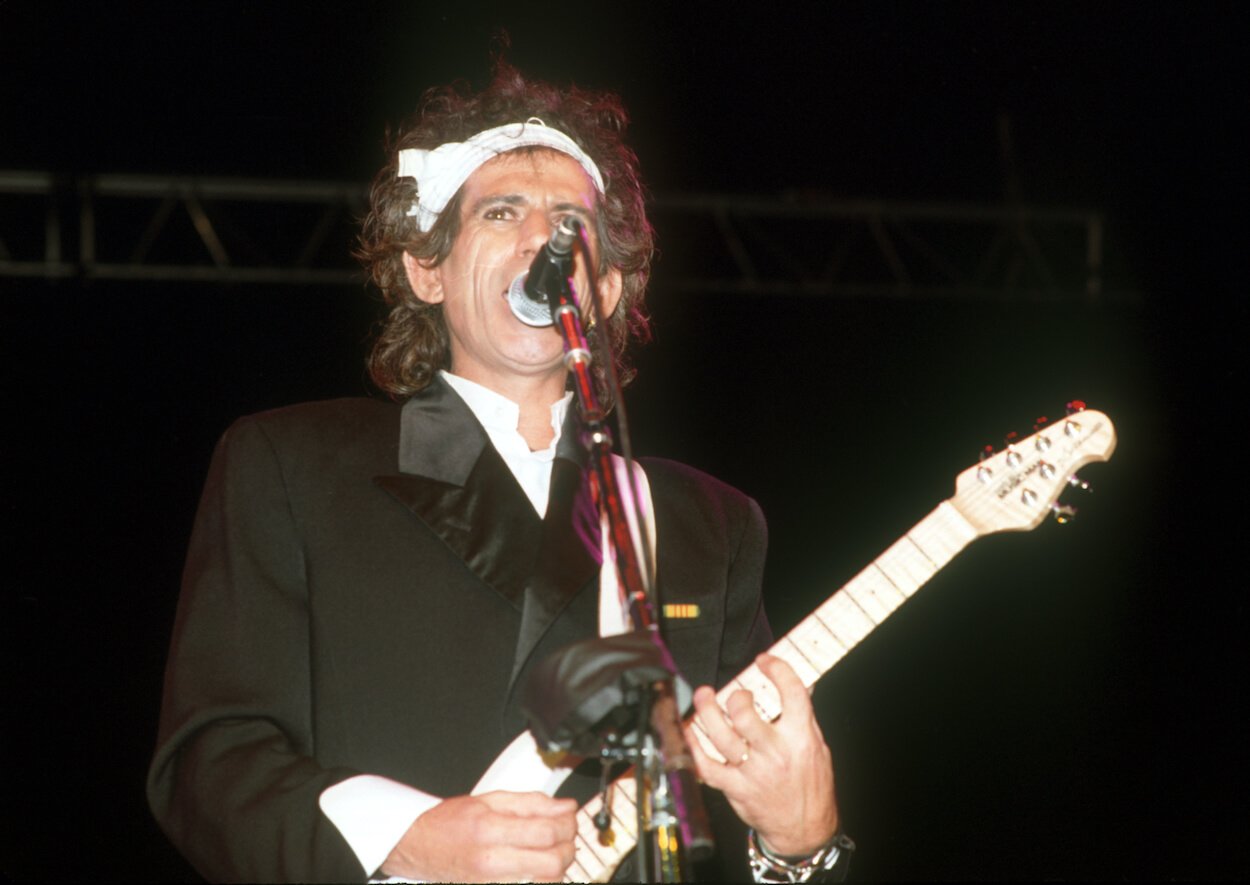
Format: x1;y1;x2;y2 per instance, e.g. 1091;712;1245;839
519;212;553;255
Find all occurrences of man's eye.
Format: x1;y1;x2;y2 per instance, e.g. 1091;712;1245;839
483;207;513;221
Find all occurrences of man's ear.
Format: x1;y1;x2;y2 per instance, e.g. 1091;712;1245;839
402;252;444;305
596;267;624;319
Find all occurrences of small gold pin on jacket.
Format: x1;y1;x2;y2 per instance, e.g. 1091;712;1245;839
662;603;700;619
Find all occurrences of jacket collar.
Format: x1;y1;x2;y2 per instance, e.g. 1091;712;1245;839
375;376;599;694
396;374;490;484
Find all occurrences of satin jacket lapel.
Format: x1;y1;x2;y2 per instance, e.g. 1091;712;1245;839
373;378;542;610
506;422;601;697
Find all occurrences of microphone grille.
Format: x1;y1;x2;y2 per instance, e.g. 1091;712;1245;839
506;273;554;327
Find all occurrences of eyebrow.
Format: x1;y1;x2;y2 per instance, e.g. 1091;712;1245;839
466;193;594;221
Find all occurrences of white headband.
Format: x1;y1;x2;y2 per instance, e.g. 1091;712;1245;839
396;118;605;232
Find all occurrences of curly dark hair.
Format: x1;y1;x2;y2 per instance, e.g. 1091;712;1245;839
357;62;654;400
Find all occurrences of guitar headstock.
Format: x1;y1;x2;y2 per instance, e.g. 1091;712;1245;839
951;405;1116;536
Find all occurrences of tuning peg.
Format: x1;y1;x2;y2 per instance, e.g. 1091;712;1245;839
1050;502;1078;524
1003;431;1023;467
1067;474;1093;492
1033;417;1055;452
976;446;994;482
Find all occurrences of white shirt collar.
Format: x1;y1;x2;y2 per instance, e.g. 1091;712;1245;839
439;371;571;454
439;370;572;515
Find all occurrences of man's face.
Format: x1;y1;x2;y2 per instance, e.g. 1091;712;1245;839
404;149;622;394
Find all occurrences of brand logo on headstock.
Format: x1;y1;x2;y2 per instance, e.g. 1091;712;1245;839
996;460;1040;499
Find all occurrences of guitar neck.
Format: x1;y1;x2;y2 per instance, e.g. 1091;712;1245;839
565;499;980;882
727;499;978;714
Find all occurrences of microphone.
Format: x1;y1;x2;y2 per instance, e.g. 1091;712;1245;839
507;216;581;327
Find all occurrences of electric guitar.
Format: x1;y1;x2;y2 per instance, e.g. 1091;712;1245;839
563;405;1117;882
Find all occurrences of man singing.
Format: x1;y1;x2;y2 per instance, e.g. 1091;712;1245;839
148;62;849;883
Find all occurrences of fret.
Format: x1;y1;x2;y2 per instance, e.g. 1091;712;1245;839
568;843;605;883
575;796;604;846
843;567;906;622
610;777;639;838
873;505;975;595
773;634;824;686
575;826;612;874
604;779;640;877
815;591;877;648
917;502;979;562
564;854;594;883
723;663;782;720
784;616;848;681
874;539;930;595
687;716;721;762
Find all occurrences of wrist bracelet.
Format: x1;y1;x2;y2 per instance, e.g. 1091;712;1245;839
747;828;856;884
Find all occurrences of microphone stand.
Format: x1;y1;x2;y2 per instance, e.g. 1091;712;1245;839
544;231;712;882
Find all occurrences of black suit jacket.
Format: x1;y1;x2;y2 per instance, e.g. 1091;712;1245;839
147;378;773;882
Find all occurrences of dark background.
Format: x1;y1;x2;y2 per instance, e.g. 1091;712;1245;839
3;3;1245;881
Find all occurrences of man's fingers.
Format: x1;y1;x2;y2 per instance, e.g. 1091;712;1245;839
684;720;731;788
724;684;764;730
494;812;576;849
756;653;813;716
474;792;577;847
690;680;745;765
478;791;577;816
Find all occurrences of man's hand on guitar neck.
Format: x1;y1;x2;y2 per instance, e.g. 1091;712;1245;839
686;653;840;858
379;791;577;883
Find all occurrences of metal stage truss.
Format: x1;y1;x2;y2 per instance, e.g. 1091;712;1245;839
2;171;1109;301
